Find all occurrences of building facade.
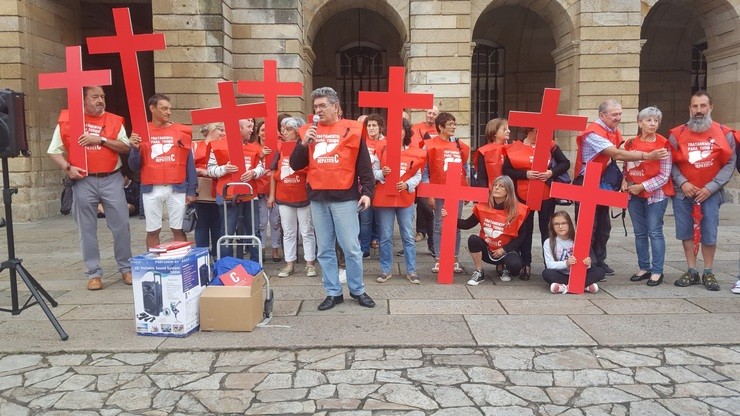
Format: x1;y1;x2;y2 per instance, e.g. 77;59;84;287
1;0;739;220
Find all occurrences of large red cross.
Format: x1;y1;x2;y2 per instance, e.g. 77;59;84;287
38;46;112;173
417;162;489;284
358;66;434;195
237;60;303;159
86;7;166;143
190;82;267;195
508;88;587;210
549;161;628;294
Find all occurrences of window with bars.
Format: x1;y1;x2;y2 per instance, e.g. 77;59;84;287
691;42;707;93
337;46;387;121
471;43;505;149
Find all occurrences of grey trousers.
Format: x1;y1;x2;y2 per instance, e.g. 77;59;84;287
71;172;132;278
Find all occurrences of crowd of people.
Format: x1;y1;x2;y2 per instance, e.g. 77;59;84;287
49;86;739;307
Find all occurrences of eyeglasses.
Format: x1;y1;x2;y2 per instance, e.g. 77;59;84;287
313;103;332;110
444;122;457;127
553;222;569;227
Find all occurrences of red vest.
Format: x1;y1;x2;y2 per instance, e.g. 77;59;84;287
211;139;262;198
372;144;426;208
472;202;529;249
298;119;362;190
425;137;470;185
624;134;675;198
506;140;555;202
140;122;192;185
670;122;734;188
473;142;506;188
366;137;386;157
273;148;309;204
575;121;623;176
411;122;437;147
58;110;123;174
193;140;216;200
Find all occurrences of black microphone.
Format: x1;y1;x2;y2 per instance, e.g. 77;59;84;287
308;114;319;143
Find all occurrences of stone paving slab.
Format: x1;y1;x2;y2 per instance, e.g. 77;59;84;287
499;299;605;315
590;299;709;315
466;316;596;347
389;299;507;315
571;314;740;346
686;297;740;314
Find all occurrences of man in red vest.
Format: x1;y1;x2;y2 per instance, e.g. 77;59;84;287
669;91;736;291
129;93;197;249
47;86;133;290
290;87;376;311
575;99;668;275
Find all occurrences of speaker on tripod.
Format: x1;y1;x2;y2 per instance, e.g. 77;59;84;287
0;89;67;340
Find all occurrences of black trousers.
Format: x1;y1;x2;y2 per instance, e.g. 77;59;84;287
468;235;523;276
574;203;611;264
541;267;605;287
416;197;434;251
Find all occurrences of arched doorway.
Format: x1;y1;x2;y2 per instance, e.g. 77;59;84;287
471;5;557;149
310;8;403;121
639;2;706;136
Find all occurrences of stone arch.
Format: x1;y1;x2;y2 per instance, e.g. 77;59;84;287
305;1;408;49
640;0;740;133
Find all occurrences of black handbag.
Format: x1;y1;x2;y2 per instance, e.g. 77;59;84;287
600;159;623;191
181;204;198;233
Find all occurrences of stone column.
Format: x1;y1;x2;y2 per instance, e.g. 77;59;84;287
152;0;233;123
407;0;473;142
0;1;79;220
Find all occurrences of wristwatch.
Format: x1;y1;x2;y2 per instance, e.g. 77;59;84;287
100;138;107;145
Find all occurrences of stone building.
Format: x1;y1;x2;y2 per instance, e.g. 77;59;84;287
1;0;738;220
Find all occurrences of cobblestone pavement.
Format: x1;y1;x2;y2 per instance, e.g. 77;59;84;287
1;346;739;415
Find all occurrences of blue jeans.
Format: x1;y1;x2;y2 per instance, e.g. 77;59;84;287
628;196;668;274
433;199;462;259
311;200;366;297
376;206;416;275
217;197;260;260
194;202;221;256
672;191;723;245
359;206;377;254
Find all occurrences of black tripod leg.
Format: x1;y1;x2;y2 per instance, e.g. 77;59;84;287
15;264;68;341
17;263;58;307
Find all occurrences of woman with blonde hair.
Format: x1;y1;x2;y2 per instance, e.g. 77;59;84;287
193;122;225;255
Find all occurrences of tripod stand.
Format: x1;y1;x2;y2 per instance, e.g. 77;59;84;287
0;157;68;340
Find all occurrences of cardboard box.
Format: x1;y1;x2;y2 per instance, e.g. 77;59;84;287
131;247;210;337
199;270;266;332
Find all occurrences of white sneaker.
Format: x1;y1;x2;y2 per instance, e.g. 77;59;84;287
432;262;440;273
500;270;512;282
467;270;485;286
550;283;568;294
731;280;740;294
338;268;347;283
453;262;463;274
585;283;599;293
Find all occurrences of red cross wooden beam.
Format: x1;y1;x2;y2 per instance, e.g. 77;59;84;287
358;66;434;195
237;60;303;160
508;88;587;210
190;81;267;195
417;162;489;284
86;7;166;143
549;161;628;294
38;46;112;173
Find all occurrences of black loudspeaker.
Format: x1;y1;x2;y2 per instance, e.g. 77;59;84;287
142;272;162;316
0;90;28;158
199;264;210;286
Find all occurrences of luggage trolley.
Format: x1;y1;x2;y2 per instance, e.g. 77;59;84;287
216;182;274;323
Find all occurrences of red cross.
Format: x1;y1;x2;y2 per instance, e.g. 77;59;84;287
358;66;434;195
190;82;267;195
237;60;303;160
549;161;628;294
86;7;166;143
38;46;112;173
417;162;490;284
508;88;587;210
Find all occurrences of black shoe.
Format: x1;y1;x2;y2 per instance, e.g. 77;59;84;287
362;252;370;259
630;269;651;282
349;292;375;308
646;274;664;287
318;295;344;311
396;250;404;257
598;262;615;276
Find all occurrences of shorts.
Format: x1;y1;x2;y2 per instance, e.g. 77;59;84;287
142;185;187;232
672;191;723;245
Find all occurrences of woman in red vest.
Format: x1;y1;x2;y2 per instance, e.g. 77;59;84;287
621;106;673;286
193;123;225;256
446;175;529;285
360;114;387;256
503;127;570;280
268;117;317;278
373;118;426;284
252;121;282;262
473;118;509;188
